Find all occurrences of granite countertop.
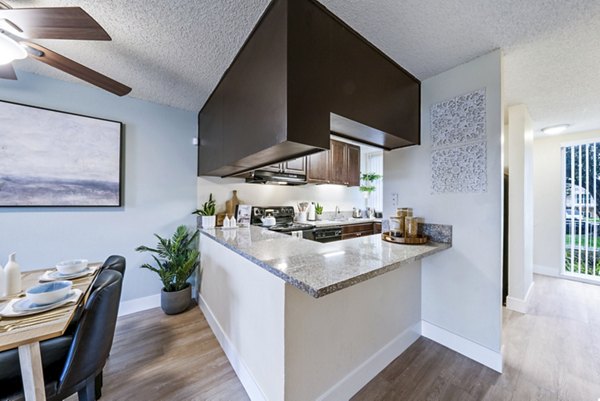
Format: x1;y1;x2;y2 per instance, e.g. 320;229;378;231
200;225;451;298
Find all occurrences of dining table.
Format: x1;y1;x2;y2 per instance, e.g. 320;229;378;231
0;263;101;401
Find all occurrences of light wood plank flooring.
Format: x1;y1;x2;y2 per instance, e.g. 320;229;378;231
353;274;600;401
83;304;249;401
84;274;599;400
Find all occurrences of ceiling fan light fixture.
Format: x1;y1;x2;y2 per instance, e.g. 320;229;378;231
541;124;570;136
0;33;26;65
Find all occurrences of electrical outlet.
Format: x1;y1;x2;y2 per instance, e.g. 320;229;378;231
391;193;399;207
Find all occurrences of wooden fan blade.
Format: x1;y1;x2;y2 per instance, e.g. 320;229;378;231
0;63;17;80
0;8;110;40
24;42;131;96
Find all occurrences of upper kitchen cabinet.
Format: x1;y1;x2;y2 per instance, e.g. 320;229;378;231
198;0;420;177
307;139;360;186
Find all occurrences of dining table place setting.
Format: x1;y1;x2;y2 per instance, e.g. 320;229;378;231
0;257;101;327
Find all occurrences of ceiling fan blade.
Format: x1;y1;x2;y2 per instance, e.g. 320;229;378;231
24;42;131;96
0;63;17;80
0;7;110;40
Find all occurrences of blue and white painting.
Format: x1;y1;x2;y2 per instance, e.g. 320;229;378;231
0;101;122;206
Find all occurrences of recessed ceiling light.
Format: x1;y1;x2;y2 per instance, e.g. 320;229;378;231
541;124;570;135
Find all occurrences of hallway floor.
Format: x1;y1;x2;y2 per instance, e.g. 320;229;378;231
354;274;600;400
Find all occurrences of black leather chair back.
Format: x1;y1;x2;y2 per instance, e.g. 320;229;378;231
56;270;122;393
100;255;126;276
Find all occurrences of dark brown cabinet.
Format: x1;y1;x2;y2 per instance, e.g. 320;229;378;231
341;222;381;240
283;157;306;174
346;144;361;187
307;139;360;186
341;222;375;240
307;150;330;184
329;140;347;185
258;157;307;175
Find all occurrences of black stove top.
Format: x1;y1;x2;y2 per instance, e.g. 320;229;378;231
268;222;315;232
251;206;315;232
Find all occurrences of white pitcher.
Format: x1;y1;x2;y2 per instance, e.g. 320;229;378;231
0;262;5;297
5;252;21;296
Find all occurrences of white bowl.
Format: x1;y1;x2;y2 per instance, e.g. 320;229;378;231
26;281;72;305
56;259;88;275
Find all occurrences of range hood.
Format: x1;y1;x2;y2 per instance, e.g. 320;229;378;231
245;170;307;185
198;0;420;177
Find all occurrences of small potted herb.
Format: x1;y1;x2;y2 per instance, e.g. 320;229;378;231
193;193;216;228
315;203;324;220
136;225;199;315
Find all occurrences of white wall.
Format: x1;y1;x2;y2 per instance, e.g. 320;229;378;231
285;262;421;401
199;238;287;401
197;176;364;213
506;105;534;311
0;72;197;301
383;51;503;363
533;129;600;276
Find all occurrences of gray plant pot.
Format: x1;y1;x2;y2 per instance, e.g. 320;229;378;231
161;284;191;315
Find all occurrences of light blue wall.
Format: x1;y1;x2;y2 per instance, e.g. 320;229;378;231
0;71;198;301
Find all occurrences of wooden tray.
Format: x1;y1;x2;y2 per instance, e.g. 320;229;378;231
382;232;428;245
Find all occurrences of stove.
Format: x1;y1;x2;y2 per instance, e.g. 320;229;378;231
251;206;315;233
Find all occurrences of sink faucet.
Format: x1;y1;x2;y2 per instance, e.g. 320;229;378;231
335;206;340;219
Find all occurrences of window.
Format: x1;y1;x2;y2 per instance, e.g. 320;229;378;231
563;141;600;281
365;151;383;212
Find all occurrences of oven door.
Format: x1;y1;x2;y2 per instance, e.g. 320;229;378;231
306;227;342;243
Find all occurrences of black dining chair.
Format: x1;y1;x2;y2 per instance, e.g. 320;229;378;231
0;269;123;401
100;255;126;276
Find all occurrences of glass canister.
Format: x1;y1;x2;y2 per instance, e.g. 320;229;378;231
396;207;413;218
405;216;422;238
389;217;405;237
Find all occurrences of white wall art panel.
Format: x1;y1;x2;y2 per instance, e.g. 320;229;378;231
431;142;487;193
430;88;487;193
430;89;486;147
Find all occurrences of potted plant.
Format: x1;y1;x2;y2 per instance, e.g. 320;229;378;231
135;225;199;315
315;203;324;220
193;193;216;228
359;172;383;217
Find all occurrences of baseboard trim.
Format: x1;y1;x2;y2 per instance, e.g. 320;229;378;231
534;264;559;277
118;294;160;317
421;320;502;373
316;323;421;401
198;294;268;401
506;281;535;314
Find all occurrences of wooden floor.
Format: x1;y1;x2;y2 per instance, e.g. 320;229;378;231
73;304;249;401
353;274;600;401
79;274;600;401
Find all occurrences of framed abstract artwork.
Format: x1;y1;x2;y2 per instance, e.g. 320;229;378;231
0;100;123;207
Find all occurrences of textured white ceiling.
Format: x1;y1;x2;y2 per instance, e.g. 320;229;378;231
6;0;600;135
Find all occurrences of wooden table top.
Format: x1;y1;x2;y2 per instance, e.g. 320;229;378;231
0;263;101;352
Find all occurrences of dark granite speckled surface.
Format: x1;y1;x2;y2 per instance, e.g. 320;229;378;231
200;226;451;298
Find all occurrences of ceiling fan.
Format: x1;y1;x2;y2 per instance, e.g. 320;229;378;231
0;1;131;96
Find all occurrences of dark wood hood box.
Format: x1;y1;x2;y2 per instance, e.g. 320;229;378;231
198;0;420;177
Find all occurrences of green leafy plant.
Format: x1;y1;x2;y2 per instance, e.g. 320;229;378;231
135;225;199;292
315;203;324;215
359;172;383;195
193;193;216;216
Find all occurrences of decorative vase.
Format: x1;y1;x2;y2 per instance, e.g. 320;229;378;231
201;215;216;228
4;252;21;296
161;284;191;315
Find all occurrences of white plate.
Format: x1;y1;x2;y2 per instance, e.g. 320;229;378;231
46;268;93;280
1;290;82;317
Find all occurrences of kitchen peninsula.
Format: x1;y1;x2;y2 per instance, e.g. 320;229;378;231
198;225;451;400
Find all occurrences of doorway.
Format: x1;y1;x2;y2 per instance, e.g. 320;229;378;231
563;140;600;282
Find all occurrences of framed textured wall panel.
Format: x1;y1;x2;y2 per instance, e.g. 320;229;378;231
0;100;123;207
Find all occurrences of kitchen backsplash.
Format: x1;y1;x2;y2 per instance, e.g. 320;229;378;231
197;176;368;214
